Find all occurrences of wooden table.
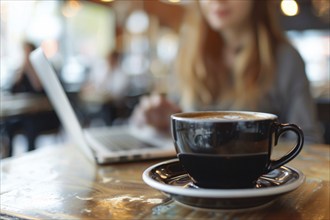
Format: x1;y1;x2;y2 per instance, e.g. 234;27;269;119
0;142;329;220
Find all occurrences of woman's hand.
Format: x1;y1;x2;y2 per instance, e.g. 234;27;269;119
130;94;182;133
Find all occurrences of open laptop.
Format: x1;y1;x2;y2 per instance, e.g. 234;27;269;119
29;47;175;164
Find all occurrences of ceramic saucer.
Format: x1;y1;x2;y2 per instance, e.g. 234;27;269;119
142;158;305;209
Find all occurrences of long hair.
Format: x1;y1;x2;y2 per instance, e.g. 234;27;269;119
176;0;288;110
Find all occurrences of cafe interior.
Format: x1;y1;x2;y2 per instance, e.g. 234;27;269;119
0;0;329;219
1;0;329;158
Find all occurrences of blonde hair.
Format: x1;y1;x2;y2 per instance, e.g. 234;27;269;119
177;0;288;110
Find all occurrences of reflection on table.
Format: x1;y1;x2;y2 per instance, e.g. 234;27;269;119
0;142;329;219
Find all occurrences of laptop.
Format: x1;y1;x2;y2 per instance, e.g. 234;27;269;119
29;47;176;164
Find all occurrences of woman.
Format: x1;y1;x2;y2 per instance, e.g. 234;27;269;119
131;0;322;143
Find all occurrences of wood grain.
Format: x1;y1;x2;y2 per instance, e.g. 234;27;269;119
1;142;329;220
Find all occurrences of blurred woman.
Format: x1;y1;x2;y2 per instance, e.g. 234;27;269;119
131;0;322;143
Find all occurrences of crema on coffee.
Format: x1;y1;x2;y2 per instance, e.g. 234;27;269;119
173;111;277;121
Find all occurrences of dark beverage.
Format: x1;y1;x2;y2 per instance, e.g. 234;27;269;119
178;153;269;188
171;111;304;189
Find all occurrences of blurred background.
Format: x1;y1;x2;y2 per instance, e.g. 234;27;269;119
1;0;329;157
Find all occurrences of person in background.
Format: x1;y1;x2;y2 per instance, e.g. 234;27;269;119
81;50;130;125
11;42;43;93
83;50;129;100
130;0;323;143
103;50;130;99
7;41;59;154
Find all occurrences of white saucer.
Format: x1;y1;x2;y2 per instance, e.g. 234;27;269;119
142;158;305;209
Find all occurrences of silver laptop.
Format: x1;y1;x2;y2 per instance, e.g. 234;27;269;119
29;47;175;164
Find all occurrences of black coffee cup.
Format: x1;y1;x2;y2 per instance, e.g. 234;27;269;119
171;111;304;189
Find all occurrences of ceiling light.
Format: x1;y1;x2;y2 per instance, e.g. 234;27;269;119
281;0;299;17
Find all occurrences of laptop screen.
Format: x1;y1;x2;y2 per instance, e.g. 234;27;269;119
29;47;95;162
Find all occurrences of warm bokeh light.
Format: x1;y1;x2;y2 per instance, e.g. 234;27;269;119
168;0;181;3
100;0;114;2
41;39;59;58
62;0;81;18
281;0;299;16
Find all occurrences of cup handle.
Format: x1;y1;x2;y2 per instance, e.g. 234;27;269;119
267;123;304;171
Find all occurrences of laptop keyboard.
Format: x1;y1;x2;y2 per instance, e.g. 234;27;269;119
95;133;156;151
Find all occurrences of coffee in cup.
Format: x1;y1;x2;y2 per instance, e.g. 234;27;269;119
171;111;304;189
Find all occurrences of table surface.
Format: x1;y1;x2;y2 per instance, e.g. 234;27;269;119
1;142;329;220
0;92;52;119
